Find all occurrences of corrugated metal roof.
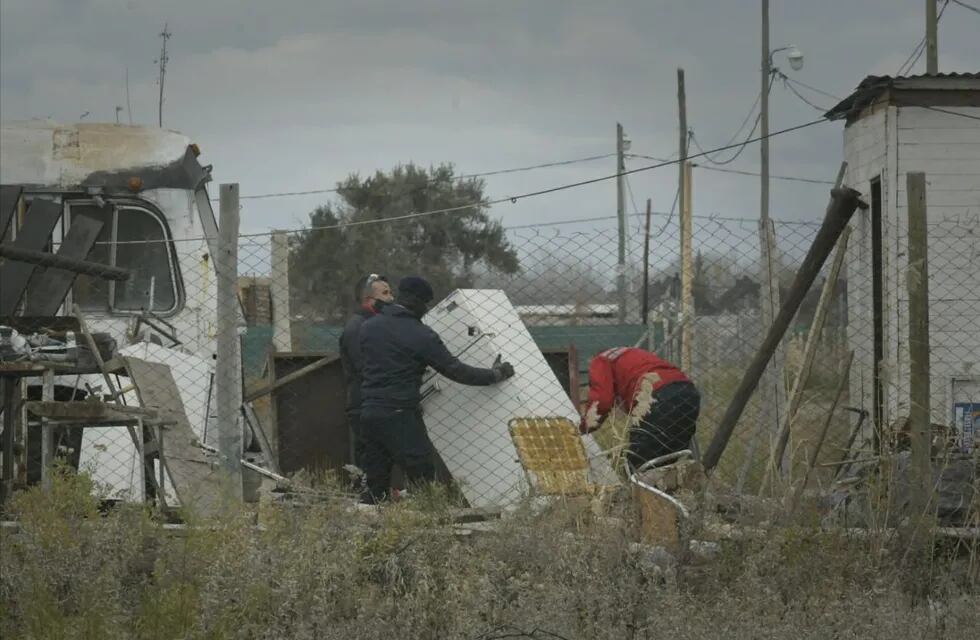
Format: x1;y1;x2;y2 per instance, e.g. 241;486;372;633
825;72;980;121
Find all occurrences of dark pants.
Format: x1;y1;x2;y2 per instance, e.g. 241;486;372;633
359;406;437;503
627;381;701;470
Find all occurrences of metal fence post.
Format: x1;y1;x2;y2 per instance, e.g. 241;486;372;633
217;184;243;497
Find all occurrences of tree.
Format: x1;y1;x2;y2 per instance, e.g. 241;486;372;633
289;163;519;322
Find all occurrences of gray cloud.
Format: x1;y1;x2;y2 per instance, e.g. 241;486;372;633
2;0;977;234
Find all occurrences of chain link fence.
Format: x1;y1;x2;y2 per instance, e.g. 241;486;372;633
2;192;977;517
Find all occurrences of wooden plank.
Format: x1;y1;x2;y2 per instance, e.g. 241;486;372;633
242;355;336;403
23;215;104;316
0;198;63;315
123;357;224;517
0;186;22;240
24;401;159;422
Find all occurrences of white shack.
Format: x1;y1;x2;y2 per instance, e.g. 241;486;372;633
825;73;980;451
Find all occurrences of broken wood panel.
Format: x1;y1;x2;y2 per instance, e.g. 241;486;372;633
0;198;62;315
23;215;104;316
123;357;225;517
0;185;22;240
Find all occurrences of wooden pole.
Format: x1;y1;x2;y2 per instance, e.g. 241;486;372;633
217;184;243;494
926;0;939;75
616;123;627;323
641;199;652;329
681;161;694;373
906;172;933;523
702;172;862;472
789;350;853;515
771;225;852;476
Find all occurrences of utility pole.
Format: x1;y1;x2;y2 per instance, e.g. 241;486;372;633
125;67;133;125
677;69;688;363
761;0;771;230
156;23;172;128
616;123;627;323
926;0;939;74
641;198;652;327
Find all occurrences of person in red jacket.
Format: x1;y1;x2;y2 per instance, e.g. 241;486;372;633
580;347;700;470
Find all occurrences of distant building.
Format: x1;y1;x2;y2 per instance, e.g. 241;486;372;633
826;73;980;446
239;276;272;326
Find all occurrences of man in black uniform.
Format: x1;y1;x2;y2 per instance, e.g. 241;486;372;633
338;274;394;470
358;276;515;503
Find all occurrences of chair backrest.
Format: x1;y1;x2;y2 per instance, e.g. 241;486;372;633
508;416;591;496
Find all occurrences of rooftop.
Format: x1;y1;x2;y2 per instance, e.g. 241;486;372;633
825;72;980;122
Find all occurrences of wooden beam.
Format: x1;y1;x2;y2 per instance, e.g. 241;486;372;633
24;400;160;422
770;226;852;477
703;169;863;472
0;243;130;280
243;355;337;403
788;351;853;515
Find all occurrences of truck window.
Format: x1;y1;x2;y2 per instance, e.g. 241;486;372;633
71;202;179;314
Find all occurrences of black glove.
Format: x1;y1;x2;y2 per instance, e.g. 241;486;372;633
492;354;515;382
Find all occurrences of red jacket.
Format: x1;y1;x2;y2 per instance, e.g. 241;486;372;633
585;347;690;423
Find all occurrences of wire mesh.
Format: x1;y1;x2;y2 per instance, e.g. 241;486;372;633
2;190;977;518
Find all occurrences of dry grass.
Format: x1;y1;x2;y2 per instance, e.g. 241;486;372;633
1;468;977;640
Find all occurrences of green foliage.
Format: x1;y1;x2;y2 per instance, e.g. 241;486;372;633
289;163;520;321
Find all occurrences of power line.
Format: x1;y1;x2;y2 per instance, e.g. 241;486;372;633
271;117;825;238
116;117;824;243
691;163;836;185
779;74;829;113
780;76;843;102
219;152;618;202
920;105;980;122
690;74;775;166
950;0;980;15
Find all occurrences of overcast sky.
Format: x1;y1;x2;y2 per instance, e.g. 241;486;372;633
2;0;978;236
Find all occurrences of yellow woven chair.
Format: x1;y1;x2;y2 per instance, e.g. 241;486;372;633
508;416;592;496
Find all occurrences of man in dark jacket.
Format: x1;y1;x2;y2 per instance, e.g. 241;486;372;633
581;347;700;470
358;276;515;503
338;274;394;468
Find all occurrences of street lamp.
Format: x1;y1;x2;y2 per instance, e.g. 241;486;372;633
770;44;804;72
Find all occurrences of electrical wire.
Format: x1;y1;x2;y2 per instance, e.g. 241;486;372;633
897;0;950;75
779;74;830;112
217;152;619;202
691;163;836;185
920;105;980;122
689;74;775;166
780;76;843;102
950;0;980;16
111;118;826;243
